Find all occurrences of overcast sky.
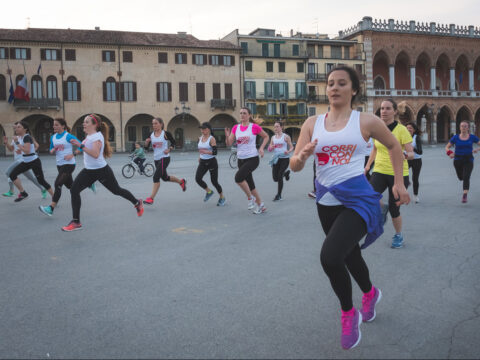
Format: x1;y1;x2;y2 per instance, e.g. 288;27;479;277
3;0;480;40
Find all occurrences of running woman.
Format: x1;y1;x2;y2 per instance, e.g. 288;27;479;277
290;66;409;350
268;120;294;201
445;120;480;203
3;123;47;199
8;120;54;202
195;122;225;206
365;98;414;249
38;118;82;216
224;107;269;214
406;122;423;203
144;117;186;205
62;114;143;231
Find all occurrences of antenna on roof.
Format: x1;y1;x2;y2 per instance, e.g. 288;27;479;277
25;17;30;29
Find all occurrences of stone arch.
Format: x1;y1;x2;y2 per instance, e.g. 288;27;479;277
437;105;455;142
455;54;470;91
415;52;431;90
373;50;391;89
399;104;414;124
435;53;451;90
209;113;237;147
72;114;117;150
474;108;480;137
373;75;386;89
21;114;54;152
474;56;480;92
394;51;411;90
167;113;201;150
124;113;154;151
456;106;473;134
416;104;432;143
285;127;301;143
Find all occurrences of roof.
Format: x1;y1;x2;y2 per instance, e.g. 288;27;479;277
0;28;241;50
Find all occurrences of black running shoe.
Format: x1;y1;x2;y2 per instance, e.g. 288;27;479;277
14;191;28;202
284;170;290;181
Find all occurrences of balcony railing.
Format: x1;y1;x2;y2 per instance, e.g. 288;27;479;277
370;89;480;98
306;73;327;81
307;95;329;104
210;99;236;110
13;98;61;110
260;114;307;125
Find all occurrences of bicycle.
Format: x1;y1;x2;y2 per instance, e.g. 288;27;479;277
229;146;238;169
122;154;155;178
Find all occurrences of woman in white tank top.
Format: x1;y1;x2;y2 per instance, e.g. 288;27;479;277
290;66;410;350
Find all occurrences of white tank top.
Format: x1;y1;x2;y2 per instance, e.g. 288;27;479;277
151;131;169;160
236;123;258;159
312;111;368;206
11;140;22;161
198;135;214;160
363;138;374;156
52;132;75;166
19;135;38;163
83;132;107;169
272;133;289;158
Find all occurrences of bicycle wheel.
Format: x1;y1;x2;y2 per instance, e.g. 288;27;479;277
143;163;154;177
122;164;135;178
229;153;238;169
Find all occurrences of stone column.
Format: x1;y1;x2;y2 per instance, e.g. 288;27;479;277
431;114;437;144
389;65;395;89
430;67;436;90
469;69;474;91
470;121;476;135
410;67;416;89
421;115;429;143
450;68;456;90
450;120;456;137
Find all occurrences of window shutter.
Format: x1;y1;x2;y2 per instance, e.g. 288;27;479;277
77;81;81;101
182;54;187;64
203;55;207;64
40;49;46;61
26;48;31;60
119;82;124;101
167;83;172;101
57;49;62;60
103;81;107;101
63;80;68;99
112;52;116;62
133;82;137;101
219;55;224;65
208;55;213;65
285;83;289;99
115;82;119;101
10;48;15;59
225;83;232;99
231;56;235;66
102;51;106;62
273;83;279;99
156;83;160;102
0;76;6;100
192;54;196;65
213;83;220;99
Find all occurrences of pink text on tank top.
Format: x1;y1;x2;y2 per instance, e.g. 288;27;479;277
316;144;358;166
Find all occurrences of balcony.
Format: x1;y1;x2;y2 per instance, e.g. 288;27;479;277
370;89;480;98
306;73;327;82
210;99;236;110
307;95;329;104
261;114;307;126
13;98;61;110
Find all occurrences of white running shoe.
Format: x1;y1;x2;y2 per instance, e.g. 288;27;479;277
247;196;256;210
414;195;419;203
253;203;267;214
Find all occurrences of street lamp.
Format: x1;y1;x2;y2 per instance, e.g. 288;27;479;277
173;102;191;150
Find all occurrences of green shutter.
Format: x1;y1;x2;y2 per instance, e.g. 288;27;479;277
273;83;279;99
284;82;289;99
252;82;256;98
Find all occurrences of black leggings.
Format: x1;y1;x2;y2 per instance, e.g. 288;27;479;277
235;156;259;191
70;165;137;222
317;204;372;311
364;156;374;181
370;173;410;219
134;157;145;172
453;159;474;190
9;158;51;191
53;164;75;203
195;158;222;194
272;158;289;196
408;159;422;195
153;157;171;183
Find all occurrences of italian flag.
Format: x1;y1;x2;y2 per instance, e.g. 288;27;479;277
14;75;30;101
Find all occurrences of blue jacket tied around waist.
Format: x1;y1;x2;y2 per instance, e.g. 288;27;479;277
315;174;383;249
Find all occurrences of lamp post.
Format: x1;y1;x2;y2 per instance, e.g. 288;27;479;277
174;102;191;150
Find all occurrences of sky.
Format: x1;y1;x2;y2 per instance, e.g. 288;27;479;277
3;0;480;40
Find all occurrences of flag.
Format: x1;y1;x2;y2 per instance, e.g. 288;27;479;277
7;74;15;104
459;72;463;84
14;75;30;101
37;63;42;75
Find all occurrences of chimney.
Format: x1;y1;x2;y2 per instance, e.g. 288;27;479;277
177;31;187;38
95;26;100;31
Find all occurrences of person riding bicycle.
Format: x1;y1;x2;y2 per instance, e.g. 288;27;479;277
132;142;146;174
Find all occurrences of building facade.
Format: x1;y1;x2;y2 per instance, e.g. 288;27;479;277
0;28;241;155
340;17;480;143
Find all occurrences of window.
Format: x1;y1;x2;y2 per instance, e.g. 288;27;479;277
65;76;80;101
279;102;287;115
128;126;136;142
102;50;115;62
278;62;285;72
297;62;304;73
46;75;57;99
278;82;288;99
0;75;6;100
225;83;232;99
244;81;256;99
179;82;188;101
156;82;171;102
31;75;42;99
123;51;133;63
292;44;299;56
246;102;257;114
223;56;232;66
266;61;273;72
196;83;205;102
355;64;363;75
65;49;76;61
0;48;7;59
241;42;248;54
267;103;276;115
103;77;117;101
15;75;23;86
307;45;315;58
297;103;306;115
343;46;350;59
14;48;29;60
121;82;136;101
262;43;269;57
326;63;335;73
265;82;274;98
296;82;306;99
212;83;221;99
175;53;187;64
274;44;280;58
193;54;206;65
308;107;316;116
245;61;252;71
210;55;219;65
41;49;60;61
158;52;168;63
331;46;342;59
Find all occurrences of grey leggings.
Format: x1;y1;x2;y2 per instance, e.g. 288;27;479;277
5;159;45;192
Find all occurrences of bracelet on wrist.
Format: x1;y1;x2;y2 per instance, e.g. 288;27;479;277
446;150;453;156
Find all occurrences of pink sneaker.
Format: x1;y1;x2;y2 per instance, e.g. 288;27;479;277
341;308;362;350
144;197;154;205
361;287;382;322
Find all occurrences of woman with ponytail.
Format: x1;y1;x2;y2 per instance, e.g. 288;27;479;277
62;114;144;231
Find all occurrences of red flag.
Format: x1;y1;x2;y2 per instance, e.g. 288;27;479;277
14;75;30;101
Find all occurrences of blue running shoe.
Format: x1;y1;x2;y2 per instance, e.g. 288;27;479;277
39;205;53;217
89;183;97;194
41;189;48;199
391;233;404;248
204;190;214;202
217;197;226;206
